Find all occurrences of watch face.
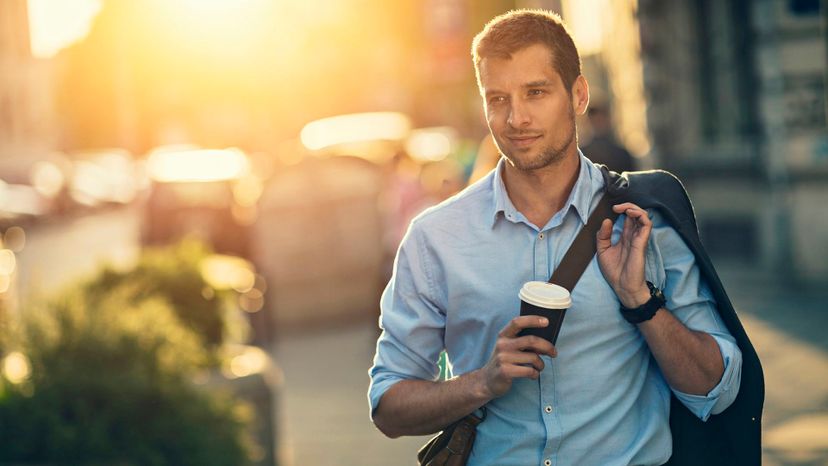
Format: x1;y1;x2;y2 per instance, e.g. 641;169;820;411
646;281;663;299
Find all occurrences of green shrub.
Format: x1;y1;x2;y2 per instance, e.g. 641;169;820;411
0;288;251;465
82;240;239;356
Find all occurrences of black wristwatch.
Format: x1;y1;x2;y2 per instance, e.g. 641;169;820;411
620;281;666;324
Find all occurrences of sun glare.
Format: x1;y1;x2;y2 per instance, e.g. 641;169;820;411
300;112;412;151
27;0;102;58
147;149;249;183
159;0;270;44
406;127;457;162
562;0;609;56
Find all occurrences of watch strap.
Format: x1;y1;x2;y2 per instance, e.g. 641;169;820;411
620;281;665;324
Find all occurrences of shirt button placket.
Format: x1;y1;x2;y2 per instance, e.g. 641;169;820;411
535;230;549;281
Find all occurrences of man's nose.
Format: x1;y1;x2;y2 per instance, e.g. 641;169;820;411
507;100;531;127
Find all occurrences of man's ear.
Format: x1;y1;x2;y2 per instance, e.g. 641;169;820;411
571;75;589;116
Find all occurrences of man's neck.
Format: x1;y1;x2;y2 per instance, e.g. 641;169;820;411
501;149;581;229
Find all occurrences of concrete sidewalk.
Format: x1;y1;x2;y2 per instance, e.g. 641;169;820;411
274;321;428;466
273;264;828;466
716;264;828;466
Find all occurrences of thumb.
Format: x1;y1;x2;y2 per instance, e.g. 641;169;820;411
596;218;613;254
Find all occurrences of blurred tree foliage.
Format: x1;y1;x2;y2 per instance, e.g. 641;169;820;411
83;240;237;357
0;241;253;465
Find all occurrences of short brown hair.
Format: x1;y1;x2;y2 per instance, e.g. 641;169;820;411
472;10;581;93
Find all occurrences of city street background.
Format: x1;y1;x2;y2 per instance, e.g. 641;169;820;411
13;208;828;465
2;0;827;465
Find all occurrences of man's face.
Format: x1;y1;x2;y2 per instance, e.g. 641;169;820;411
478;43;581;172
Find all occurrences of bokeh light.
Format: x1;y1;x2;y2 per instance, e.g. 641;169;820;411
239;288;264;313
30;161;66;198
300;112;411;151
406;127;457;162
0;249;17;277
200;255;256;292
2;352;32;385
4;227;26;253
225;345;269;379
147;149;249;183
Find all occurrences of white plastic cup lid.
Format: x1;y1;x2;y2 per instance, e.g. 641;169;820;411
519;281;571;309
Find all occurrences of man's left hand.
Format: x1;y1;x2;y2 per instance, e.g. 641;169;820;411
596;202;653;308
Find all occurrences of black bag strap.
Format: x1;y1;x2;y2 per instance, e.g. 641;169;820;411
548;193;619;290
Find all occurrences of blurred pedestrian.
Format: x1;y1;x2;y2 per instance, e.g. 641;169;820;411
418;158;465;206
582;100;636;172
380;152;466;276
467;134;499;185
379;151;427;280
370;9;760;466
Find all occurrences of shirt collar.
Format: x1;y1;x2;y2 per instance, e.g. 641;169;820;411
490;150;598;228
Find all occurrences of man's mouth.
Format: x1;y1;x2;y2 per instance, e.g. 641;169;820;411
507;134;542;148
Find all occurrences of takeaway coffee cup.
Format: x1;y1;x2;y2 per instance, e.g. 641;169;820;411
517;281;572;345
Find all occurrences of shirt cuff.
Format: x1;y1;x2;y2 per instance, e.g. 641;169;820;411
368;372;409;419
671;333;743;422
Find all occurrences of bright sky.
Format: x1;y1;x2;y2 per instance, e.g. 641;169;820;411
27;0;102;58
562;0;609;56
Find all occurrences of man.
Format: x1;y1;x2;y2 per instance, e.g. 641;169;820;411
582;100;637;173
369;10;742;465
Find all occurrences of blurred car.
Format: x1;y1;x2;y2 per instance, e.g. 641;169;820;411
299;111;411;163
69;148;140;208
0;181;52;229
0;152;74;224
141;147;261;258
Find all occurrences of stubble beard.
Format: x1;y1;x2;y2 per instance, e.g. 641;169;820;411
499;106;577;172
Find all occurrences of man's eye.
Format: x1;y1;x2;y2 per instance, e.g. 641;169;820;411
528;89;545;96
488;96;506;105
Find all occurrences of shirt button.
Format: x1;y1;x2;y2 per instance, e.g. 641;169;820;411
544;460;552;466
544;405;553;414
539;233;545;239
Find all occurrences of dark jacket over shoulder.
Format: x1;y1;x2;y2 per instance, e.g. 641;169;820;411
601;167;764;466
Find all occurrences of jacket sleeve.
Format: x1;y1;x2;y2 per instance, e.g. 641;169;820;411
647;210;743;421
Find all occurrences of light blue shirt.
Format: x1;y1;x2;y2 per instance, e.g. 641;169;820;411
369;154;742;466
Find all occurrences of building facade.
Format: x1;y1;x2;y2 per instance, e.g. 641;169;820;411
637;0;828;281
0;0;55;159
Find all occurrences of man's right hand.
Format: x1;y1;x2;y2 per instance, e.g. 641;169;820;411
373;315;558;438
480;315;558;398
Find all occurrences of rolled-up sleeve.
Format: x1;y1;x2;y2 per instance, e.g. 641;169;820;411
672;333;742;421
648;212;743;421
368;224;445;418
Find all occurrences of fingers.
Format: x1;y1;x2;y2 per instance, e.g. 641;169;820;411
502;364;541;380
612;203;652;227
496;331;557;358
612;202;643;213
599;203;651;250
596;218;613;253
612;203;652;247
500;351;546;372
486;323;558;394
489;336;554;383
514;335;558;358
499;315;549;338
